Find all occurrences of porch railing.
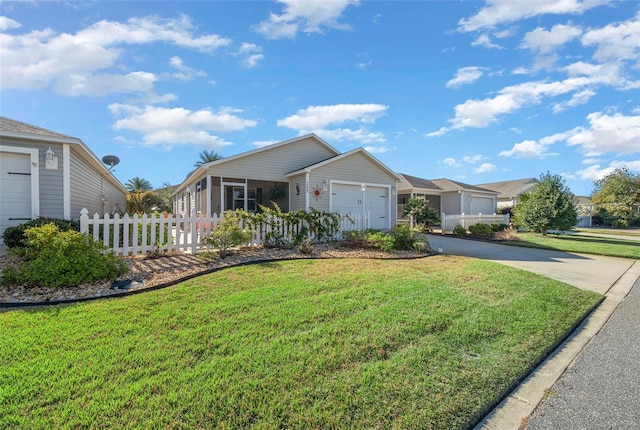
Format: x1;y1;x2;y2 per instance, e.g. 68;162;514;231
80;208;371;256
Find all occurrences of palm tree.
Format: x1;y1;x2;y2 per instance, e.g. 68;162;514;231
194;150;223;168
125;176;153;193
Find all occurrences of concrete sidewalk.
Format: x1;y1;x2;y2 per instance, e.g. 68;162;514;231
422;235;640;430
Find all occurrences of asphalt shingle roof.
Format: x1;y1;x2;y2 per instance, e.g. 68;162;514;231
0;116;75;139
476;178;538;199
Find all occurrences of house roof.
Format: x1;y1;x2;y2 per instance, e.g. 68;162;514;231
1;116;78;142
285;147;402;182
174;133;340;194
574;195;593;205
0;116;126;193
476;178;538;199
398;173;497;194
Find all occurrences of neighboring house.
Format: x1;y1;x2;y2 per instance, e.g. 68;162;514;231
574;196;594;227
476;178;538;210
397;173;499;220
0;117;126;243
172;134;400;230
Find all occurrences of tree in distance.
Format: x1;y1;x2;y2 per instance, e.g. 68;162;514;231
512;172;578;236
125;176;153;193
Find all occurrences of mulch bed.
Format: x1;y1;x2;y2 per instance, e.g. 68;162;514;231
0;244;428;306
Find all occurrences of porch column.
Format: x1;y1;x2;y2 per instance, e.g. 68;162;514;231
206;175;212;215
304;172;310;211
219;176;224;213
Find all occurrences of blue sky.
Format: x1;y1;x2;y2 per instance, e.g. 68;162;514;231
1;0;639;197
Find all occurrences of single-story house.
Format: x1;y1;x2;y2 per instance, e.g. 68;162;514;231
397;173;499;220
172;134;400;230
0;116;127;243
476;178;538;210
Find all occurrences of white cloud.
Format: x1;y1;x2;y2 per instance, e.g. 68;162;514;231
0;16;21;31
254;0;360;40
168;56;207;80
474;163;497;173
428;63;629;136
458;0;609;32
462;154;487;164
552;88;595;112
278;104;387;130
499;139;558;158
521;23;582;54
439;157;462;168
0;15;230;95
277;103;388;142
109;104;257;148
567;112;640;155
471;34;502;49
53;71;157;96
574;160;640;180
446;66;486;88
364;145;390;154
581;11;640;62
235;43;264;68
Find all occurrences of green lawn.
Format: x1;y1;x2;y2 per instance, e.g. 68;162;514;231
574;228;640;237
1;257;602;429
502;232;640;259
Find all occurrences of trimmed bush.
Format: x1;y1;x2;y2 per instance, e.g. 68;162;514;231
469;223;493;240
1;223;127;288
2;218;80;249
202;212;252;258
453;224;467;237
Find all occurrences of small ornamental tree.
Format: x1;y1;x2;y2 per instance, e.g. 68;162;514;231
403;197;440;231
512;172;578;236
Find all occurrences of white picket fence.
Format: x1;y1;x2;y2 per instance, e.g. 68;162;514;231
441;213;510;234
80;208;370;256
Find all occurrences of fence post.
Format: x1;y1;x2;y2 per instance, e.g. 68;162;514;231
80;208;89;234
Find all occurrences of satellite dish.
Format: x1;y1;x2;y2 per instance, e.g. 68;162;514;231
102;155;120;171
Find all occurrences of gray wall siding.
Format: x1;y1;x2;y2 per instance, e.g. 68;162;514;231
288;174;307;211
441;192;461;215
70;150;125;217
204;137;336;182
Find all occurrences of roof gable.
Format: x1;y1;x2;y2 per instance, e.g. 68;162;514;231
286;147;401;181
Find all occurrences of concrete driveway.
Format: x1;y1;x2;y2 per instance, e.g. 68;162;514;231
427;235;635;294
426;234;640;430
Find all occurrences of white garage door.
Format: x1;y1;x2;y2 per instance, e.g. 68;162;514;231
332;183;388;230
0;152;32;244
471;196;494;215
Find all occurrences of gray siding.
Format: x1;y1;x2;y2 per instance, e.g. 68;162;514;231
288;174;307;211
204;137;336;182
441;192;461;215
70;150;125;217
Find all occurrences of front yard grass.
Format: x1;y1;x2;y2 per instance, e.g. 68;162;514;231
1;257;602;429
502;232;640;259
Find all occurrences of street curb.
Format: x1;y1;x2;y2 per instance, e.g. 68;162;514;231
474;260;640;430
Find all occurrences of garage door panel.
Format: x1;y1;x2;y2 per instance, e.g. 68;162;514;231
1;152;32;244
331;183;388;230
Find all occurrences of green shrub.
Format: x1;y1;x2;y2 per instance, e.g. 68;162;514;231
453;224;467;237
490;223;509;232
391;224;430;253
1;223;127;288
2;218;80;249
368;230;395;252
611;218;628;229
468;223;493;240
202;212;252;258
